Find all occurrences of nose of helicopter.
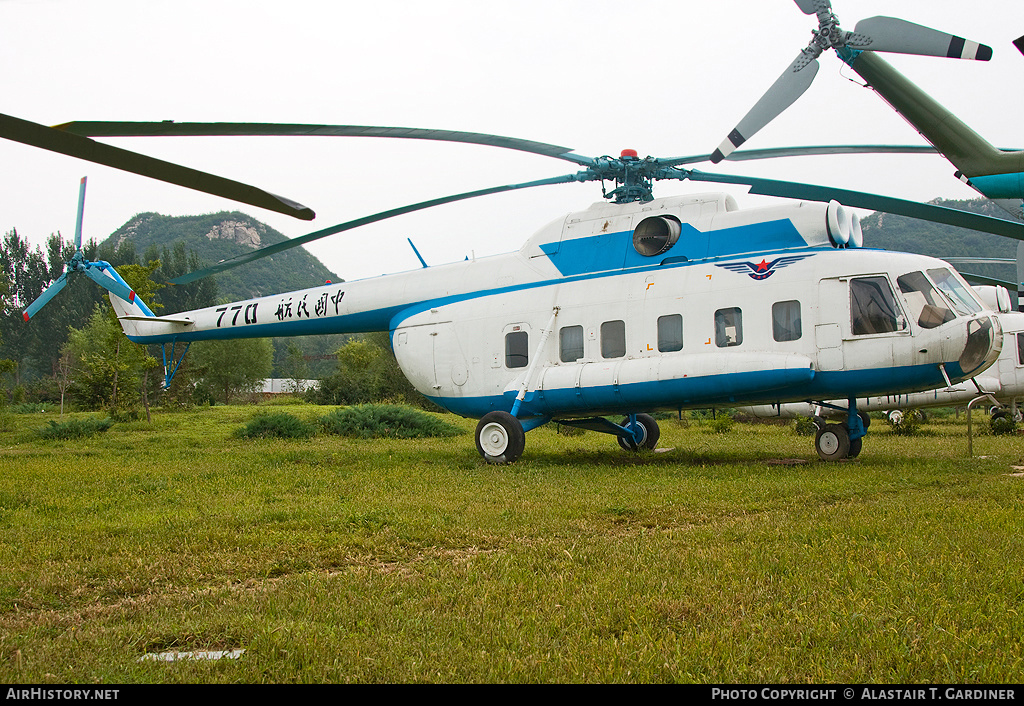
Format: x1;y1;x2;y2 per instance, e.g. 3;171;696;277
959;313;1002;377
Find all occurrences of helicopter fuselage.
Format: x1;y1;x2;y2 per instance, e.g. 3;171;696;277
111;192;1002;459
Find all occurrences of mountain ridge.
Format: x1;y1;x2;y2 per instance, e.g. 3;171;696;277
102;210;341;302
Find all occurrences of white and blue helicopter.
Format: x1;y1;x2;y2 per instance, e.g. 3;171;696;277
9;4;1024;464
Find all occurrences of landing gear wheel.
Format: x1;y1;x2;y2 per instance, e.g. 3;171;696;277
475;411;526;464
815;423;851;461
848;436;863;459
858;412;871;431
617;413;660;452
887;410;904;425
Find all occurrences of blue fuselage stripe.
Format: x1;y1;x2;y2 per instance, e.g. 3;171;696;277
426;363;962;420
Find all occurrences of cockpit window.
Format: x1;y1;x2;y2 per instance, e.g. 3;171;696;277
927;268;982;316
850;276;906;336
897;271;956;329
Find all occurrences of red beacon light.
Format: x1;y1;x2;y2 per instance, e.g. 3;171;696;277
620;149;638;159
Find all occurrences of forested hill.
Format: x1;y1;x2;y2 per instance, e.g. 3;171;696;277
103;211;341;301
860;198;1018;284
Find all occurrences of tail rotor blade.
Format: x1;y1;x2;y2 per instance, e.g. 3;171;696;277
849;17;992;60
81;266;136;304
74;176;87;250
711;52;820;163
22;272;69;321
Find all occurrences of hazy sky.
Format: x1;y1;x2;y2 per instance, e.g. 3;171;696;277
1;0;1022;282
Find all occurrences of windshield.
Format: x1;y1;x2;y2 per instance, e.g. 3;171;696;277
897;271;956;329
927;268;983;316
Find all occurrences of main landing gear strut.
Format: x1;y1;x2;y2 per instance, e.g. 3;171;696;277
474;411;661;464
813;398;868;461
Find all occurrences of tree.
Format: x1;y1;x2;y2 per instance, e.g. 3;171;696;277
116;261;164;421
61;261;163;416
0;230;104;387
309;333;426;407
155;241;218;314
54;348;73;415
0;229;52;387
64;305;149;412
191;337;274;404
283;341;309;393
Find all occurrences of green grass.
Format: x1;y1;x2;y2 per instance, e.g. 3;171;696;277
0;406;1022;683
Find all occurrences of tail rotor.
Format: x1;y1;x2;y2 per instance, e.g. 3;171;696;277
22;177;141;322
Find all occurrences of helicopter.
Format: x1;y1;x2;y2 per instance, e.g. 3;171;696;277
713;0;1024;223
10;6;1024;463
20;171;1007;463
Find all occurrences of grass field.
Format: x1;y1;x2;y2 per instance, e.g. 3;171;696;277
0;404;1022;683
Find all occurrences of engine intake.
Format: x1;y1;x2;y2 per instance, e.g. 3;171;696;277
633;215;682;257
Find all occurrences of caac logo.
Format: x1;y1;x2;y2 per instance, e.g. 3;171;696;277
715;255;811;281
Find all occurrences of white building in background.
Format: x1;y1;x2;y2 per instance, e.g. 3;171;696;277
259;379;320;394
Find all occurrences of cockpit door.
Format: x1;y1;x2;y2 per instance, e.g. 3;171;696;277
815;278;846;371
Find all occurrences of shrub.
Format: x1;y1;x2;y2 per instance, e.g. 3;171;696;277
235;412;318;439
260;395;309;406
319;404;462;439
708;414;735;434
794;416;819;436
37;417;114;440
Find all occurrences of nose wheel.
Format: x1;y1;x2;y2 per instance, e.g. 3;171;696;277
617;413;661;451
475;411;526;464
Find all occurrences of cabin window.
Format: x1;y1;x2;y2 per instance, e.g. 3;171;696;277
850;277;905;336
897;271;955;329
715;307;743;347
601;320;626;358
559;325;584;363
505;331;529;368
772;300;802;342
927;268;983;316
1017;333;1024;366
658;314;683;352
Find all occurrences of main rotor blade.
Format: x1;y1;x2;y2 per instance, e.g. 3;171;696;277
663;144;943;168
1014;35;1024;57
54;121;595;168
960;273;1014;289
710;52;820;163
794;0;827;14
0;113;315;220
684;169;1024;241
849;17;992;60
74;176;87;250
170;173;584;284
22;272;68;321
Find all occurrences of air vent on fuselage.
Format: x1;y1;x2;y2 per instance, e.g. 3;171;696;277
632;215;682;257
